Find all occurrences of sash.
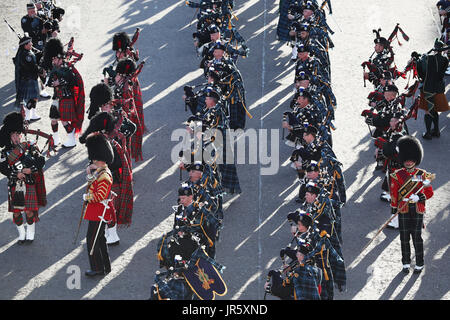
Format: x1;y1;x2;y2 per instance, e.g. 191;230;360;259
397;169;424;203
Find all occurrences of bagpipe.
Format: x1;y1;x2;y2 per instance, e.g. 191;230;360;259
103;28;142;83
4;18;43;58
6;138;48;188
65;37;84;64
112;58;147;100
44;37;83;87
362;79;420;138
24;128;56;156
183;82;208;112
362;24;410;86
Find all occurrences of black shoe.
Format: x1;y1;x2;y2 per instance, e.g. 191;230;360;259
374;163;384;171
18;240;26;245
422;132;432;140
402;264;410;274
85;270;105;277
413;265;424;274
25;239;34;244
107;241;119;246
431;129;440;138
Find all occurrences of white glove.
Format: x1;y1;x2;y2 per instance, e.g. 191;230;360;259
423;179;431;186
82;194;88;201
409;194;420;203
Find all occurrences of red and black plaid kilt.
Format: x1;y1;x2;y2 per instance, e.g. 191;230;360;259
58;98;77;122
111;140;134;226
9;182;39;214
125;103;143;162
120;84;143;162
34;170;47;207
133;78;147;132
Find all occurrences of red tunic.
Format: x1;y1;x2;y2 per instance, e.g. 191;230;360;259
84;166;115;222
390;167;434;214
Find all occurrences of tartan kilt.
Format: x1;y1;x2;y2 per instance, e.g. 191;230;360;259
217;130;241;194
123;100;143;162
16;78;39;107
130;129;143;162
133;79;147;132
277;0;293;42
292;265;322;300
8;181;40;217
110;141;134;226
58;98;78;122
34;170;47;207
228;88;246;130
218;164;241;194
151;271;193;300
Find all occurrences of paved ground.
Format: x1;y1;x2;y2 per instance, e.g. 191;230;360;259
0;0;448;300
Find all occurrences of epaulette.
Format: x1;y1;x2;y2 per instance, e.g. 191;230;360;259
390;168;403;181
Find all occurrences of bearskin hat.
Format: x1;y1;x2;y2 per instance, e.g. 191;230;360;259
88;83;113;119
397;135;423;166
79;112;115;144
0;112;25;148
42;37;64;70
112;32;131;52
85;132;114;165
115;58;136;75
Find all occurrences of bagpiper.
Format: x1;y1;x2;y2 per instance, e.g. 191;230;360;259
0;112;47;244
42;37;85;148
14;34;41;122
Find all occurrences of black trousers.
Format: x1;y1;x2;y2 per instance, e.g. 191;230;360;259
86;221;111;273
398;204;424;266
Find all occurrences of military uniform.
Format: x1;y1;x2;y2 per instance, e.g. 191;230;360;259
14;36;41;122
82;133;116;277
390;136;434;274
